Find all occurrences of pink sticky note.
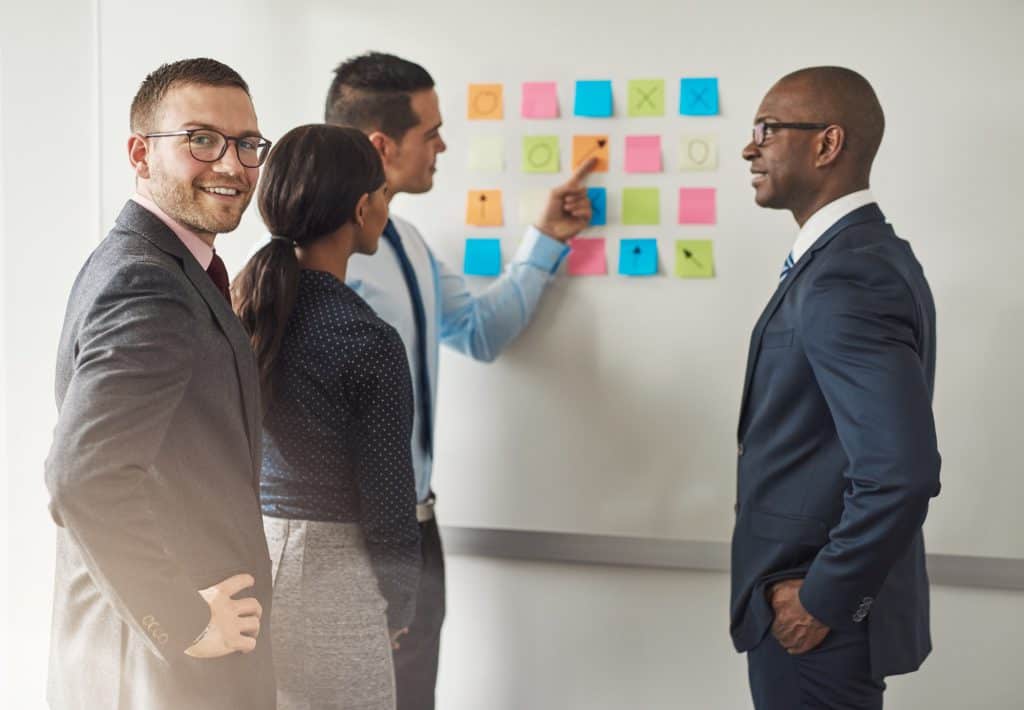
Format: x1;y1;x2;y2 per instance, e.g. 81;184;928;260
521;82;559;119
678;187;716;224
625;135;662;173
568;238;607;276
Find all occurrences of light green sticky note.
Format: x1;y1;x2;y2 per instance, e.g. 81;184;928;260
522;135;560;173
622;188;660;225
675;240;715;278
518;189;549;225
628;79;665;117
468;135;504;173
680;134;718;171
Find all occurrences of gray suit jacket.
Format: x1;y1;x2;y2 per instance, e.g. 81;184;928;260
45;200;275;709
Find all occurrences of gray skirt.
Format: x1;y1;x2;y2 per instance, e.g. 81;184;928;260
264;517;396;710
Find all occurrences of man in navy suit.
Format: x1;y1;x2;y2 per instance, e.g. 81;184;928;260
731;66;941;709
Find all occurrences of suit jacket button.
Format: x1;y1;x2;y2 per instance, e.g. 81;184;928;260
737;443;745;457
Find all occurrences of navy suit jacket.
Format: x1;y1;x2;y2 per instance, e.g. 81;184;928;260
730;203;941;679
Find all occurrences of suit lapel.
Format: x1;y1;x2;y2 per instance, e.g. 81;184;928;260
736;204;887;437
116;201;262;476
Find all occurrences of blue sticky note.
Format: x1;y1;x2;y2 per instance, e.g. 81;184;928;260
464;238;502;276
680;78;719;116
587;187;607;226
574;80;613;117
618;239;658;276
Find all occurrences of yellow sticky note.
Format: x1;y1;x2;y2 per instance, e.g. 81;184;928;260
466;190;503;226
518;189;549;225
468;135;504;173
680;134;719;171
468;84;504;120
572;135;609;172
675;240;715;278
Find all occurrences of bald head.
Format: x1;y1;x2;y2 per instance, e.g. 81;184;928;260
774;66;885;173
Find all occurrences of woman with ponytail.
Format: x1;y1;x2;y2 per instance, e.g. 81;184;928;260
233;124;420;710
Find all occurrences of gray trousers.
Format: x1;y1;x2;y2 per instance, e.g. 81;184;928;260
265;517;396;710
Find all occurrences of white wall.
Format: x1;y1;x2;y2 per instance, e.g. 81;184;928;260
3;1;1024;708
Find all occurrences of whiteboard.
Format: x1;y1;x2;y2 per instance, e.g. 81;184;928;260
97;0;1024;558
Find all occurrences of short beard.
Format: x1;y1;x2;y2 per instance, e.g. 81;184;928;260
148;166;251;236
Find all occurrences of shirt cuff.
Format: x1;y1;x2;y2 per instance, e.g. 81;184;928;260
514;226;570;274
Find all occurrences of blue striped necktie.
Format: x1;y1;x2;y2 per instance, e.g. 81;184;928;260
779;251;795;282
381;219;433;456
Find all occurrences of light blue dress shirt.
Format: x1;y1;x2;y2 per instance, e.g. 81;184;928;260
346;215;569;502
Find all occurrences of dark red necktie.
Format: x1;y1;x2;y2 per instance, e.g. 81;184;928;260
206;251;231;303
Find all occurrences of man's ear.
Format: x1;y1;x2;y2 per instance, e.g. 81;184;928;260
127;134;151;179
815;125;845;168
354;193;370;228
367;131;394;161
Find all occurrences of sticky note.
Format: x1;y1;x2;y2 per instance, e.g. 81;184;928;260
678;188;716;225
522;135;560;173
466;190;503;226
518;189;549;225
574;80;613;117
680;134;718;171
467;135;504;173
464;239;502;276
587;187;607;226
468;83;504;120
680;78;719;116
675;240;715;278
521;82;559;119
568;238;607;276
618;239;658;276
572;135;609;172
622;188;660;225
628;79;665;117
625;135;662;173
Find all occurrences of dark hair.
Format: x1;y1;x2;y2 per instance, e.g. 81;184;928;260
130;58;250;132
232;124;385;407
325;51;435;140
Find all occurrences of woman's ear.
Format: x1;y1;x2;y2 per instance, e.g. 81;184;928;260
354;193;371;228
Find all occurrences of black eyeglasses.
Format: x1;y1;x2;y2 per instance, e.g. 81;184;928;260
144;128;272;168
752;121;830;147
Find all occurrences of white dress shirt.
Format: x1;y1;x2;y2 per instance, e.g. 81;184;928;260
790;189;876;264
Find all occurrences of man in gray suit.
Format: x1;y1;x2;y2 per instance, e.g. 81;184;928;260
44;58;276;708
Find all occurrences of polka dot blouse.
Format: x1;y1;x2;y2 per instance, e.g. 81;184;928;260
261;269;421;628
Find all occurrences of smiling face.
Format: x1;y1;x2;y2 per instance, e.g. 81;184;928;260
132;83;261;239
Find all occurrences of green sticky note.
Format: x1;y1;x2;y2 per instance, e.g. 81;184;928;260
628;79;665;117
468;135;504;173
675;240;715;278
522;135;560;173
622;188;660;225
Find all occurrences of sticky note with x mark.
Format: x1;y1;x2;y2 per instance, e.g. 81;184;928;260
675;240;715;278
572;135;609;172
628;79;665;117
680;78;719;116
466;190;503;226
587;187;607;226
618;239;659;276
468;83;504;120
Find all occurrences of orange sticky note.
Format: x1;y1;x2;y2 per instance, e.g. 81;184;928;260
468;84;504;120
572;135;609;172
466;190;503;226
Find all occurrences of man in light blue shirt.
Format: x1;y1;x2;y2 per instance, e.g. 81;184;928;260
326;52;595;709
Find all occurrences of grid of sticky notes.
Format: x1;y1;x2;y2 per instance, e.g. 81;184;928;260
463;78;722;278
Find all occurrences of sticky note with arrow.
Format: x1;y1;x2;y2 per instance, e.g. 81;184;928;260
618;239;658;276
465;190;503;226
675;240;715;278
572;135;609;172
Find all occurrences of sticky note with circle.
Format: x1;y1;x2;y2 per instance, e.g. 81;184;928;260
568;238;607;276
680;134;718;171
675;240;715;278
522;136;560;173
628;79;665;117
466;190;503;226
574;80;613;117
464;239;502;276
468;83;504;120
625;135;662;173
678;188;716;224
622;188;660;225
680;77;719;116
618;239;659;276
521;82;559;119
572;135;609;172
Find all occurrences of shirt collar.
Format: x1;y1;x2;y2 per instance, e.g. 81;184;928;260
791;189;876;264
131;193;214;270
